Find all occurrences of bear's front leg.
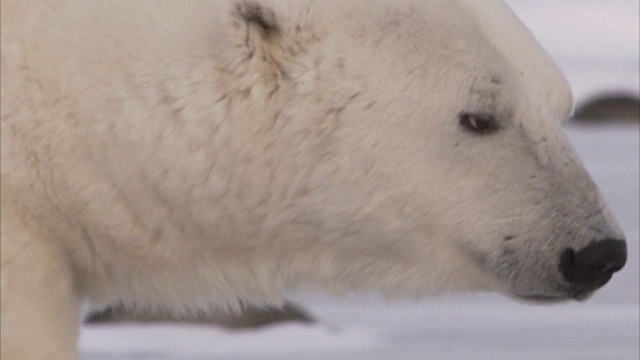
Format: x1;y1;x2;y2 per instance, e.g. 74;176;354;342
1;204;81;360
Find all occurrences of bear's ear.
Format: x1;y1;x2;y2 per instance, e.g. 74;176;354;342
227;0;314;98
233;0;280;44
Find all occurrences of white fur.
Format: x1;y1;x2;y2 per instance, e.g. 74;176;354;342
0;0;623;358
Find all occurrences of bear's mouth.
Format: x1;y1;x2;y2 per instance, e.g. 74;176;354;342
462;246;597;303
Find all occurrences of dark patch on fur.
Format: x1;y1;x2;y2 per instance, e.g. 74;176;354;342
504;235;516;242
235;0;280;38
85;301;314;329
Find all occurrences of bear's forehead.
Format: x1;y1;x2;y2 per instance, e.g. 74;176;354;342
454;0;574;119
317;0;573;121
321;1;513;87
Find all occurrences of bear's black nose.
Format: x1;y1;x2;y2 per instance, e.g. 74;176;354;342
559;239;627;296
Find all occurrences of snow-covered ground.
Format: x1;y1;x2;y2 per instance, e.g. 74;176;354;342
80;2;639;359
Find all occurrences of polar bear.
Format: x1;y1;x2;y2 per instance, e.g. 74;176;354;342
0;0;627;358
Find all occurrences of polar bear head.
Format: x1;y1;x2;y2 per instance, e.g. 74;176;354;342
217;0;627;302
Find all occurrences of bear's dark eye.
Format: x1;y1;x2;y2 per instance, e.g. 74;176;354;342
459;113;498;134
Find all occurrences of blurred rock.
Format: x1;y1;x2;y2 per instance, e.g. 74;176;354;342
572;93;639;122
85;301;314;329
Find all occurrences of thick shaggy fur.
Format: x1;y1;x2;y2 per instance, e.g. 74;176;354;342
0;0;624;358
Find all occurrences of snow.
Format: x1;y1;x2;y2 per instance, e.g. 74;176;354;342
80;2;639;359
80;323;379;358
